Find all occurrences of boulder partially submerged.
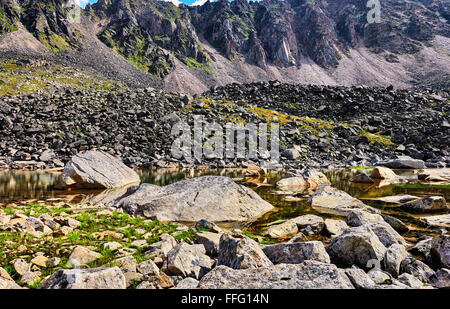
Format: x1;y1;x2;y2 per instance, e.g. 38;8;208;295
113;176;274;222
56;151;140;189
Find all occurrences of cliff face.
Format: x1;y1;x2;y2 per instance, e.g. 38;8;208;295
1;0;449;92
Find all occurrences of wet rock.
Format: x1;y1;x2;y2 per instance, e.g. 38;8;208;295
370;167;398;180
326;225;387;269
162;243;213;279
350;173;374;184
67;246;101;267
430;235;450;268
324;219;349;237
217;234;273;269
429;268;450;289
276;169;330;191
262;241;330;264
264;220;298;238
308;186;378;217
114;176;274;222
400;196;448;212
56;151;141;189
199;261;354;289
40;267;126;289
384;244;409;278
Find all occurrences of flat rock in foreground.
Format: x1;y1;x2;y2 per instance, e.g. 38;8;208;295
113;176;274;222
198;261;354;289
40;267;126;289
56;151;141;189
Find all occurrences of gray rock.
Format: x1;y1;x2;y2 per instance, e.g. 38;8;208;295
401;257;435;283
384;244;409;278
420;214;450;228
350;173;374;183
344;267;376;289
397;273;427;289
429;268;450;289
67;246;101;267
137;259;160;276
291;215;324;234
376;156;426;169
430;235;450;268
347;210;383;227
114;176;274;222
199;261;354;289
326;225;387;269
368;270;392;284
264;220;298;238
56;151;141;189
217;234;273;269
40;267;126;289
144;234;177;260
195;231;221;256
308;186;378;217
172;277;199;289
276;169;330;191
400;196;448;212
262;241;330;264
162;243;213;279
195;219;221;233
409;237;432;260
382;215;410;234
324;219;349;237
366;221;406;247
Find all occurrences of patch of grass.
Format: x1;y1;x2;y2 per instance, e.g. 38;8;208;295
360;130;395;148
349;166;376;171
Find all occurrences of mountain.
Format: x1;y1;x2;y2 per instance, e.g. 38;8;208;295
0;0;449;93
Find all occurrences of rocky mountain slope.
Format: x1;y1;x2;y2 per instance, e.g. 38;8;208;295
0;0;449;93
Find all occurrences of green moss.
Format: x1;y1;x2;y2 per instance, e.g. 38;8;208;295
185;57;213;73
349;166;376;171
360;130;396;148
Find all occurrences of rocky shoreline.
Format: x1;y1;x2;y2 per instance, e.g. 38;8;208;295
0;82;448;171
0;151;449;289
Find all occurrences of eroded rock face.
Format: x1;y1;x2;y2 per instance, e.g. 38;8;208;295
217;234;273;269
56;151;141;189
40;267;126;289
198;261;354;289
262;241;330;264
113;176;274;222
326;225;386;269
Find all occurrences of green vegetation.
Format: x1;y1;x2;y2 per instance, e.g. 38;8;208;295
349;166;376;171
185;57;213;73
360;130;396;148
0;10;19;36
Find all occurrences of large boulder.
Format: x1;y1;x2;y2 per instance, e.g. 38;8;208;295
370;167;398;180
308;186;378;217
40;267;126;289
262;241;330;264
217;234;273;269
384;244;409;278
199;261;354;289
376;156;426;169
113;176;274;222
401;257;435;283
429;268;450;289
162;243;213;279
326;225;387;269
324;219;349;237
56;151;140;189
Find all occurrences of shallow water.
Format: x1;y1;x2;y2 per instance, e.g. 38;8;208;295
0;168;449;241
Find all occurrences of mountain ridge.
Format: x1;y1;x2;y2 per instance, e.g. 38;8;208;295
0;0;449;93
